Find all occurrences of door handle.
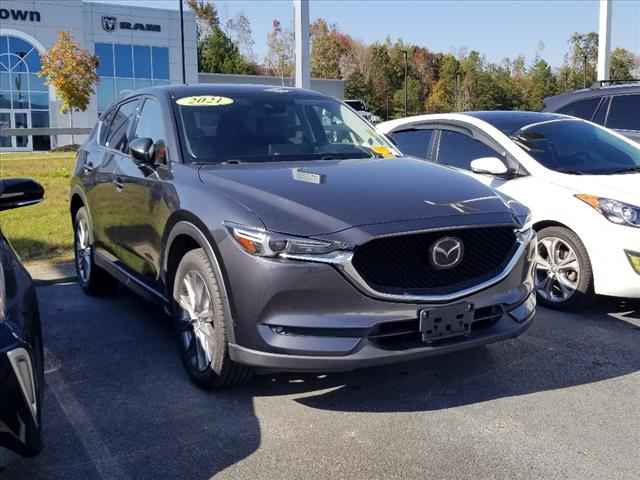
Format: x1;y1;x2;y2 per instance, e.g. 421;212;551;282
113;176;124;191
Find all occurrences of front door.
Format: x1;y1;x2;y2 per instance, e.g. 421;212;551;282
0;109;32;151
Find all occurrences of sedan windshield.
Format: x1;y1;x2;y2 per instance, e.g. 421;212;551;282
175;92;395;164
511;119;640;175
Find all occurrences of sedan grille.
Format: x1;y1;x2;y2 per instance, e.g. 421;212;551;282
351;226;518;296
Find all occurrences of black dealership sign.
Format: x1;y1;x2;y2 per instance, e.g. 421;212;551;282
101;16;161;33
0;8;41;22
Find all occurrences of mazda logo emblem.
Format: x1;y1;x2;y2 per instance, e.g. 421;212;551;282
429;237;464;270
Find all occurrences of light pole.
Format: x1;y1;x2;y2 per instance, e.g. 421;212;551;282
179;0;186;84
403;50;408;117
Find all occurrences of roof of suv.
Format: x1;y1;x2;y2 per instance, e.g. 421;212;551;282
544;82;640;111
123;83;329;101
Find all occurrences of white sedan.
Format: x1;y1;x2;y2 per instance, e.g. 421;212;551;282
378;111;640;310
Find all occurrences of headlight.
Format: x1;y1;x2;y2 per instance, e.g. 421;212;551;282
226;223;350;259
575;194;640;228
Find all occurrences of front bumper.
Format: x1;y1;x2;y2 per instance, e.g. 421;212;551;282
229;295;535;371
0;340;40;456
579;219;640;298
220;225;537;372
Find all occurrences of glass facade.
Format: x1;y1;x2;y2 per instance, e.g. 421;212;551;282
96;43;170;114
0;35;50;150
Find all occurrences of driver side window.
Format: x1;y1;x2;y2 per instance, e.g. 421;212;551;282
134;98;168;164
437;130;503;170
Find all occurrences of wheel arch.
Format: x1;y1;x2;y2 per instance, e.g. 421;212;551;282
161;213;238;343
69;188;95;243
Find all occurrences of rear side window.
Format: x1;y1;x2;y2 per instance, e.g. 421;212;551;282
106;100;139;152
592;98;609;125
557;97;601;120
607;95;640;131
390;129;434;159
98;109;116;145
438;130;501;170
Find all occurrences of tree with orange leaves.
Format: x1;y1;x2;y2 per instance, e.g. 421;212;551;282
39;31;99;144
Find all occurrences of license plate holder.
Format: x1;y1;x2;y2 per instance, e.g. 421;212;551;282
419;303;474;343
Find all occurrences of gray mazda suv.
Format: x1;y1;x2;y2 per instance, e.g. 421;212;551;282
70;85;536;389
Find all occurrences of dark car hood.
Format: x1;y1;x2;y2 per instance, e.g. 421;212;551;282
198;157;514;236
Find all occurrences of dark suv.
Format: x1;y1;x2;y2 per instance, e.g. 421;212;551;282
70;85;536;389
544;82;640;143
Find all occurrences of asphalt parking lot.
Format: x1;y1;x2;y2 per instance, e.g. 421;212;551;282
1;281;639;480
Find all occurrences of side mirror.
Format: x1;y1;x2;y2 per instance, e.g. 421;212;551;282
470;157;509;176
129;137;154;165
0;178;44;212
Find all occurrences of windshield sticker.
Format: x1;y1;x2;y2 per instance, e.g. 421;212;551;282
176;96;234;107
371;145;394;158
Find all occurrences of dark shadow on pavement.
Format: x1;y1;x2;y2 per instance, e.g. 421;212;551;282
3;285;639;479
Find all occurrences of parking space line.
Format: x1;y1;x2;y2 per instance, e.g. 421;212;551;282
46;361;130;480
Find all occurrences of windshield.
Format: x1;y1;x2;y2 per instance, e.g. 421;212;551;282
345;100;367;111
511;119;640;175
175;92;395;164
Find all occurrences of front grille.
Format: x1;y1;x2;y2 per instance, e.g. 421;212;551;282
351;226;518;296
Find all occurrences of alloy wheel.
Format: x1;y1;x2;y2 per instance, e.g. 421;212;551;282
176;270;215;372
534;236;580;304
75;217;92;284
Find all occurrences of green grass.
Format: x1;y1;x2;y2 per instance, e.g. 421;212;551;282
0;152;76;262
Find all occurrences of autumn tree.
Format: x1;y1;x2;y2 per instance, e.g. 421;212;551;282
187;0;254;74
39;31;98;144
610;48;636;81
225;12;257;64
265;19;294;81
310;19;351;79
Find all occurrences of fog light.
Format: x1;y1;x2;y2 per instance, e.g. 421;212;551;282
625;250;640;275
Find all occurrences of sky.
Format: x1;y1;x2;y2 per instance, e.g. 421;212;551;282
95;0;640;68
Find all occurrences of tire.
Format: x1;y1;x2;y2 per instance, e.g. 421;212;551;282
534;226;594;311
172;248;252;389
74;207;118;295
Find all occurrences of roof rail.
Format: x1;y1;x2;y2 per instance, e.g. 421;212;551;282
592;79;640;88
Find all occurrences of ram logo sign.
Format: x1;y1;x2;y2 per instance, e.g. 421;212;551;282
101;16;161;33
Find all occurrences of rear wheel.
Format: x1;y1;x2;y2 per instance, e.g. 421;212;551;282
74;207;117;295
534;226;593;311
172;248;251;389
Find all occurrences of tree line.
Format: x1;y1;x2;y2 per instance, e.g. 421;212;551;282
191;1;638;119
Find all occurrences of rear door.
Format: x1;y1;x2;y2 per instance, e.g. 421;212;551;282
605;94;640;143
94;98;140;261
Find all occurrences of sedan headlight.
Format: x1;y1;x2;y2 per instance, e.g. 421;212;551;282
575;194;640;228
226;223;350;259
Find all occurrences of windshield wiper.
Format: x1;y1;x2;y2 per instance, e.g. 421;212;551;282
555;168;584;175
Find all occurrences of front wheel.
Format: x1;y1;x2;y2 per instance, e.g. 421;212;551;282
172;248;251;389
534;226;594;311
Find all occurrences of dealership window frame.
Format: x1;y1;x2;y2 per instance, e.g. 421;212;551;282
95;42;170;115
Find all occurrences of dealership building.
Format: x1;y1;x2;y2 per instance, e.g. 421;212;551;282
0;0;198;151
0;0;346;152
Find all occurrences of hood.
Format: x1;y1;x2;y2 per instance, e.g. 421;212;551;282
549;172;640;205
199;157;515;236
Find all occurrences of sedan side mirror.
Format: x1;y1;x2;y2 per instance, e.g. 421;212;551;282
470;157;509;176
129;137;154;165
0;178;44;212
